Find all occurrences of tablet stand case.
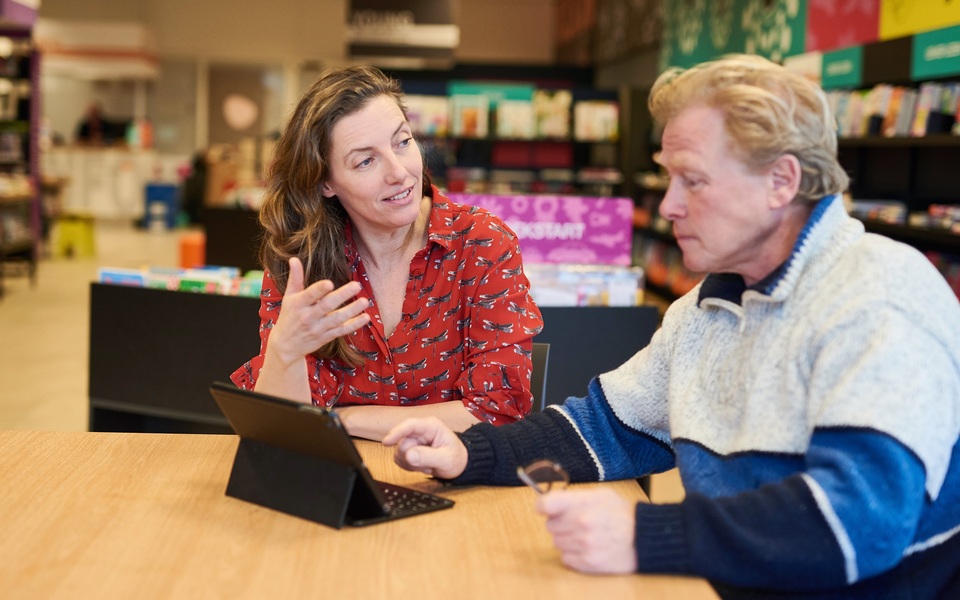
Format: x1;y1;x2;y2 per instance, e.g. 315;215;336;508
226;438;370;529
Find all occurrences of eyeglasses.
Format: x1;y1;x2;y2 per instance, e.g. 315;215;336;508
516;459;569;494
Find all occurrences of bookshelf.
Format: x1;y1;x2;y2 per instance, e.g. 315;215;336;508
860;220;960;256
628;128;960;304
837;134;960;254
823;33;960;271
0;28;38;296
385;63;623;196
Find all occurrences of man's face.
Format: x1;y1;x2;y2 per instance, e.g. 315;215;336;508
656;105;784;285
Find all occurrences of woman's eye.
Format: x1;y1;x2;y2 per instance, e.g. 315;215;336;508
356;157;373;168
397;137;412;149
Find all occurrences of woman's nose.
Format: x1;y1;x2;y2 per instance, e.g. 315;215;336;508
384;151;407;183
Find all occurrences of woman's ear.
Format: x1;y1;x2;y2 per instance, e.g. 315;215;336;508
769;153;802;208
320;182;336;198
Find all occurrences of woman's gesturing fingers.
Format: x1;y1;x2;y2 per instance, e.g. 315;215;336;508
270;257;371;360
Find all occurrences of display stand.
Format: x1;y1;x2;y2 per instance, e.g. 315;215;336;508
88;283;658;433
88;283;260;433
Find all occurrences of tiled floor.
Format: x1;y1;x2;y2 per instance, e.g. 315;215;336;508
0;219;684;502
0;221;183;431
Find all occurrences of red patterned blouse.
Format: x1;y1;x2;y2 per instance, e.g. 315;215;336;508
230;187;544;425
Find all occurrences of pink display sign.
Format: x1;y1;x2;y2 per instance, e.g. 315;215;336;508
446;193;634;266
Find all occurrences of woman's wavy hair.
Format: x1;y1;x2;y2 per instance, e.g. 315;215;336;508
649;54;849;203
259;65;429;365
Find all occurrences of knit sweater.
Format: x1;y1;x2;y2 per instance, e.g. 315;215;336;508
452;195;960;598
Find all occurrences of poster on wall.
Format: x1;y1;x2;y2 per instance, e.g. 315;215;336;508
659;0;712;71
660;0;806;70
806;0;880;52
880;0;960;41
740;0;806;63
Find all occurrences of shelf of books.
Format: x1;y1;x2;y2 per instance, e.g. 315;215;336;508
827;81;960;141
403;79;621;196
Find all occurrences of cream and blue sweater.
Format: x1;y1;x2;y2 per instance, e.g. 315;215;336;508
453;195;960;597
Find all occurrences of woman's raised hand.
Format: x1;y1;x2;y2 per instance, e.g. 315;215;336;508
268;257;371;366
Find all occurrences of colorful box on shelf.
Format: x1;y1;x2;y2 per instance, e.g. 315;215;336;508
96;267;146;287
238;270;265;297
524;263;644;307
178;266;240;295
145;266;184;290
98;265;251;297
847;199;907;224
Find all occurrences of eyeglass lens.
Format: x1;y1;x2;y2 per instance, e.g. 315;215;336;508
517;460;569;494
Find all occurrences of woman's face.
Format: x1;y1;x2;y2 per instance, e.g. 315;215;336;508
320;94;424;237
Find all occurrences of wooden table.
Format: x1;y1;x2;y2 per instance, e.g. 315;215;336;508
0;431;717;599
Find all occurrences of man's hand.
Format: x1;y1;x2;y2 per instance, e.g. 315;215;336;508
537;488;638;574
382;417;468;479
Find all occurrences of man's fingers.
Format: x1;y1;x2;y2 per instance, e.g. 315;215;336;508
536;489;577;516
382;417;435;446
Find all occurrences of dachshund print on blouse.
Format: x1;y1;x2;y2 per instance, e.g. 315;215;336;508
231;187;543;425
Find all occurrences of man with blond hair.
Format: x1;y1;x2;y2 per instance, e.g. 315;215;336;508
383;54;960;598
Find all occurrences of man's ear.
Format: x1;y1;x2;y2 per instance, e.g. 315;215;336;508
769;154;802;208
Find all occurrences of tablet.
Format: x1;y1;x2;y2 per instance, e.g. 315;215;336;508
209;381;454;527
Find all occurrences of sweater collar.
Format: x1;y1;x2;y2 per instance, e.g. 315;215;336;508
698;194;846;307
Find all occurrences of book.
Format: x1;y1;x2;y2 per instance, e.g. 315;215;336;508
97;267;145;287
573;100;619;142
892;88;918;137
532;89;572;139
843;90;869;138
881;86;904;137
495;99;535;139
863;85;889;122
405;94;449;137
911;82;941;137
450;94;489;138
834;92;851;136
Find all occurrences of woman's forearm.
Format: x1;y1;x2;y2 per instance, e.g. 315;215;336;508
337;400;481;441
253;349;312;404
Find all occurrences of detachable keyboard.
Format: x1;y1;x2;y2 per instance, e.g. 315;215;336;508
346;481;455;526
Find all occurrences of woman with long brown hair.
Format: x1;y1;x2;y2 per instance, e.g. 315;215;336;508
231;66;542;441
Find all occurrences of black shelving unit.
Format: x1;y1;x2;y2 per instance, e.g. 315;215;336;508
838;134;960;255
860;220;960;256
88;283;659;433
0;28;38;296
839;135;960;208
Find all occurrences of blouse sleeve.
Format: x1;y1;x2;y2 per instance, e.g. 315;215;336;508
229;270;343;406
456;218;543;425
